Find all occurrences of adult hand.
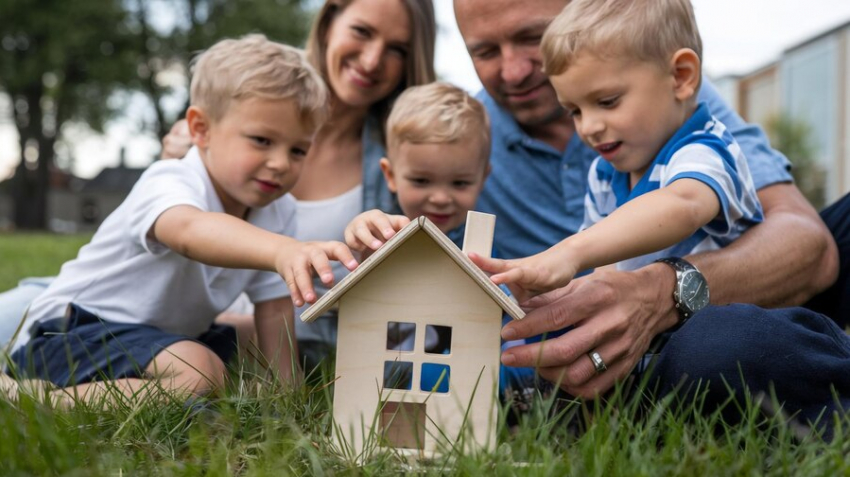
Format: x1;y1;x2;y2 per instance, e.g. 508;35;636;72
161;119;192;159
499;264;680;398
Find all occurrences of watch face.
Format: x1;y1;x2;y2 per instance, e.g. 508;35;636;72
680;270;710;314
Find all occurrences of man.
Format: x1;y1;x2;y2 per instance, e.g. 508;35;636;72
453;0;847;427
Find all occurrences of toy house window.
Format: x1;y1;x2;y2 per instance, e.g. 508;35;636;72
380;401;426;449
420;363;450;393
383;361;413;390
424;325;452;354
386;321;416;352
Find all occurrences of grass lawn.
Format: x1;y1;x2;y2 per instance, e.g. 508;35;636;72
0;232;92;291
1;232;848;475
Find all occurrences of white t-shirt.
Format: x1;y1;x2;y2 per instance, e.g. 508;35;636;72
12;147;295;352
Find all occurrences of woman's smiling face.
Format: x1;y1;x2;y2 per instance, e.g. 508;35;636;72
324;0;412;110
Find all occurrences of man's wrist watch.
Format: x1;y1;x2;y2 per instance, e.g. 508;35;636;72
655;257;710;325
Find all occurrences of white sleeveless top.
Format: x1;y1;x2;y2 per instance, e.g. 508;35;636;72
294;184;363;247
292;185;363;342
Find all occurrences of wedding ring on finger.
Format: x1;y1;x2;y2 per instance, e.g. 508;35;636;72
588;350;607;374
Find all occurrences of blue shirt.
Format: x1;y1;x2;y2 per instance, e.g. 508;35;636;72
476;77;792;260
584;102;764;271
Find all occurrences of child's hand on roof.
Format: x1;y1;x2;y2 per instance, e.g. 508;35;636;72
468;251;579;304
275;241;359;307
344;210;410;259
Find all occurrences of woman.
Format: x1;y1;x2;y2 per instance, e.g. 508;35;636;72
270;0;435;367
0;0;437;370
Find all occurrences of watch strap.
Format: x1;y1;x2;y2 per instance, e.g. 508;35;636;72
655;257;705;324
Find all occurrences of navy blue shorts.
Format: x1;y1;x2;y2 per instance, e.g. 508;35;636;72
8;304;238;388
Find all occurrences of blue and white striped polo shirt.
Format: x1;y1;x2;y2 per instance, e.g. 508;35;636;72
583;102;764;271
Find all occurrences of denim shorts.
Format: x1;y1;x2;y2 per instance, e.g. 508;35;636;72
8;304;237;388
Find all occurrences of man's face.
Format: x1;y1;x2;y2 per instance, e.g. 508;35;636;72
454;0;567;128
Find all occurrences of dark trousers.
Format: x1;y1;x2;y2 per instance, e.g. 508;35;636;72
648;193;850;436
649;304;850;434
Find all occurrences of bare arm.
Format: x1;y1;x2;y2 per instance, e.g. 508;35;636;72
553;180;718;273
687;182;837;306
473;180;719;302
694;79;837;305
153;205;358;306
254;298;300;385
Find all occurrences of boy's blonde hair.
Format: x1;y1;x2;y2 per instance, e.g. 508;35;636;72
386;82;491;163
190;34;328;129
541;0;702;77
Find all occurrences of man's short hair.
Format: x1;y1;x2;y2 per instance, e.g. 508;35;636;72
386;82;491;162
541;0;703;76
190;34;328;129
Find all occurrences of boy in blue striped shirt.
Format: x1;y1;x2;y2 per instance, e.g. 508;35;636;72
470;0;764;302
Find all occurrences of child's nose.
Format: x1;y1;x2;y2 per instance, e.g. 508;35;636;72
267;153;291;173
578;114;605;139
429;190;452;205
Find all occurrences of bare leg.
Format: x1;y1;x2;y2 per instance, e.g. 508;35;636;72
0;372;56;402
49;378;164;409
51;340;227;409
146;340;227;394
0;373;19;400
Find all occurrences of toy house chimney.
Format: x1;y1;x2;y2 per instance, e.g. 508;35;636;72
461;211;496;258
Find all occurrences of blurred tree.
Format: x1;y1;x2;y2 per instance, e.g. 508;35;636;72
765;114;826;210
0;0;138;229
130;0;312;141
0;0;311;229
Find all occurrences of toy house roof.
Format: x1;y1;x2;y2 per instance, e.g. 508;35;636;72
300;216;525;323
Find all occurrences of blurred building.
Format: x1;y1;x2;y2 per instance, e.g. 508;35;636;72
717;19;850;203
0;149;146;232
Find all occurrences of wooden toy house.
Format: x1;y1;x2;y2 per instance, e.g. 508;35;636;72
301;213;524;459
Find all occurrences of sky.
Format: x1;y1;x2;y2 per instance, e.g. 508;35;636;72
2;0;850;180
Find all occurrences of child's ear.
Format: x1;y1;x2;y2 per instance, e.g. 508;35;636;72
670;48;701;102
379;158;398;193
186;106;211;148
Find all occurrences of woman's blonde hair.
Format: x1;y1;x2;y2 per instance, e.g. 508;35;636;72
191;34;328;130
305;0;436;140
541;0;703;77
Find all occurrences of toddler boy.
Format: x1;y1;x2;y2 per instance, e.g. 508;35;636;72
345;82;491;251
6;35;357;406
344;82;536;402
471;0;764;303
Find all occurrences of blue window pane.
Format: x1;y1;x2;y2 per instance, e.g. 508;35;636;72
420;363;450;393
